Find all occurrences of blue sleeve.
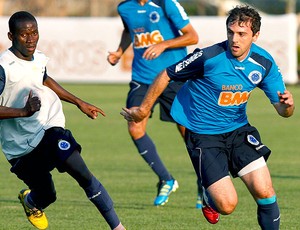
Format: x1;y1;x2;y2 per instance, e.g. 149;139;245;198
0;65;5;95
166;48;204;82
259;63;286;104
165;0;190;30
117;1;129;32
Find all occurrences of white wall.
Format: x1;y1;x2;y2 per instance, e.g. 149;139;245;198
0;15;298;84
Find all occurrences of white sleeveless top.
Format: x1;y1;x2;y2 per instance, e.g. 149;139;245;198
0;50;65;160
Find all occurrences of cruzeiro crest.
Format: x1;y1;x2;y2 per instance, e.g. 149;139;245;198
149;11;160;23
58;139;71;150
248;70;262;84
247;134;259;146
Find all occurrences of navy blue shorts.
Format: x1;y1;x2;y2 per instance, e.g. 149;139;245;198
185;124;271;188
8;127;82;209
126;80;184;122
9;127;82;175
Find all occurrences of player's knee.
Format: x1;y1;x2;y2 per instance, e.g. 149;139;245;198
216;196;237;215
128;126;138;137
128;122;144;138
219;204;236;215
262;188;276;198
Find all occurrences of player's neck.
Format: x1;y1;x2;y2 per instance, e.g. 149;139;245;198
138;0;148;6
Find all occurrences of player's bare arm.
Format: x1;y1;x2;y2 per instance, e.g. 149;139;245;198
273;90;295;117
143;23;198;60
121;70;171;122
107;29;132;66
0;90;41;119
43;76;105;119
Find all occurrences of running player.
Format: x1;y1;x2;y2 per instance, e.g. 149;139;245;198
121;5;294;228
0;11;126;230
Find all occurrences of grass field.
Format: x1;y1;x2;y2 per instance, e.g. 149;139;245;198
0;84;299;230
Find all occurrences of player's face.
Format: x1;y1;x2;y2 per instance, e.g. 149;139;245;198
8;20;39;61
227;21;259;61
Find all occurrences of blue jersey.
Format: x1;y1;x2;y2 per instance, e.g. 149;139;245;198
167;41;286;135
118;0;190;84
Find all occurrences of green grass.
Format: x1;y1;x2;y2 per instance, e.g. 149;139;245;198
0;84;299;230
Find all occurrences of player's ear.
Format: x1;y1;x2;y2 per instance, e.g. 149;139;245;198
252;31;260;42
7;32;13;41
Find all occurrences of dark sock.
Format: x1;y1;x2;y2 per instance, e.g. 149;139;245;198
84;176;120;229
257;197;280;230
133;134;172;181
25;193;38;209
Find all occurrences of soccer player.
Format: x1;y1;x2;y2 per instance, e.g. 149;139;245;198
107;0;199;207
0;11;125;230
121;5;295;229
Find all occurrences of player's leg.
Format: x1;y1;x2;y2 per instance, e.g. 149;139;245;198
240;161;280;230
63;150;125;230
193;143;238;215
9;151;54;229
185;130;239;223
233;124;279;229
205;177;238;215
127;81;177;206
190;153;236;223
128;115;173;181
128;113;178;205
47;127;124;229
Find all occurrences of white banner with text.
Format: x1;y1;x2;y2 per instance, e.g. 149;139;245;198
0;15;298;84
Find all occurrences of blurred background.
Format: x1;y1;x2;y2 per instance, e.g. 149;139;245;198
0;0;299;17
0;0;299;83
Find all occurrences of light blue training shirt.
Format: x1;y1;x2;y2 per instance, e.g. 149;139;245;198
167;41;286;134
118;0;190;84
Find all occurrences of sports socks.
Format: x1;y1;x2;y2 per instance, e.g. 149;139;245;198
133;133;172;181
24;193;38;209
65;152;120;229
257;196;280;230
84;176;120;229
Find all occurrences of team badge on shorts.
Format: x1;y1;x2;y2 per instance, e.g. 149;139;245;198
58;139;71;150
247;135;259;146
248;70;262;84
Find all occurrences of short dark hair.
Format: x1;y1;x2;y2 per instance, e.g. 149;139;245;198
9;11;37;34
226;5;261;35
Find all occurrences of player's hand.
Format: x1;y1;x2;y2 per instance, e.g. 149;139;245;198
23;90;41;117
107;51;122;66
120;107;147;122
278;90;294;107
275;90;295;117
143;43;166;60
78;101;106;119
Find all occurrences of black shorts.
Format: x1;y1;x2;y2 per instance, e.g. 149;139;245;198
185;124;271;188
9;127;82;175
126;80;184;122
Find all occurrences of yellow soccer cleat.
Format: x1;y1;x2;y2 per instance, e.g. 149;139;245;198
18;189;48;230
